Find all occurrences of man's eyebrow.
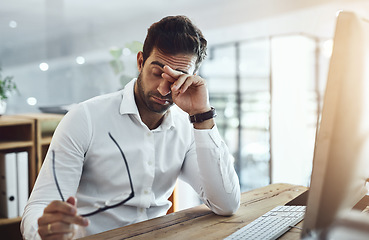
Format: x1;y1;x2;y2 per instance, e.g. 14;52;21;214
150;61;188;74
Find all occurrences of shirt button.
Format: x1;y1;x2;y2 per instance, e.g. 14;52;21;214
147;132;152;137
140;208;145;213
148;161;153;166
144;190;150;194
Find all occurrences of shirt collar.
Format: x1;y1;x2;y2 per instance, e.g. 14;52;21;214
119;78;176;130
120;78;139;115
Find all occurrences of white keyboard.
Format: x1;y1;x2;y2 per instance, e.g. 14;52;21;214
224;205;306;240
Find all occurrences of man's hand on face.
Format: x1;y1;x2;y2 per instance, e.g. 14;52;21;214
161;65;211;116
37;196;89;240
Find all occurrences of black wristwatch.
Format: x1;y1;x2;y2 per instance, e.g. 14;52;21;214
189;107;217;123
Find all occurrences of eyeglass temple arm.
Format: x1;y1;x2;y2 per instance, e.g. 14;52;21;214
52;150;65;202
108;132;135;197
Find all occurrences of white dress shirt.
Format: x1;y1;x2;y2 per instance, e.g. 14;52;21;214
21;79;240;239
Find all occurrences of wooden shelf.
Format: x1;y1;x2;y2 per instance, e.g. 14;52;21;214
0;113;64;239
0;115;35;240
0;140;33;150
14;114;64;173
40;136;53;145
0;116;33;126
0;217;22;225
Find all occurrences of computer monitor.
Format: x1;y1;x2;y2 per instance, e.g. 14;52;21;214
301;11;369;237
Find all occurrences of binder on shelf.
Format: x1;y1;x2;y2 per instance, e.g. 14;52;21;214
16;151;29;217
0;152;18;218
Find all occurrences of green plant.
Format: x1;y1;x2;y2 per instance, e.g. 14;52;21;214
0;68;17;100
109;41;143;87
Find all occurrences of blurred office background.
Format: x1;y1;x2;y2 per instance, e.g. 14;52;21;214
1;0;369;210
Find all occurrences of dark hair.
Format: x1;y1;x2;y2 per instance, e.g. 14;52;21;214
142;15;207;73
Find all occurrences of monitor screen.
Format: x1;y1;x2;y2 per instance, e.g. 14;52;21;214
301;11;369;237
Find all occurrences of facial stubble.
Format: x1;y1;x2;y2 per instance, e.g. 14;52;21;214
136;72;174;114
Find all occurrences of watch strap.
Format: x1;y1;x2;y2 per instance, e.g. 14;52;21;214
189;107;217;123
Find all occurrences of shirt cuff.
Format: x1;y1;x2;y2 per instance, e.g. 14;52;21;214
193;124;222;148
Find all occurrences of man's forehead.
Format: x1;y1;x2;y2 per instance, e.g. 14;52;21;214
149;49;197;73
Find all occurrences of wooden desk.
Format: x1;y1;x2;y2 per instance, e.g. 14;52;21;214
80;183;308;240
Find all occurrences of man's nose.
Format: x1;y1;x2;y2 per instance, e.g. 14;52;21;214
157;78;172;96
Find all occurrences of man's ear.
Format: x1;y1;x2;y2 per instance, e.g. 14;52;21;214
137;51;144;72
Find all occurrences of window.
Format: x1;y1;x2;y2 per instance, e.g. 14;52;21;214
201;35;328;192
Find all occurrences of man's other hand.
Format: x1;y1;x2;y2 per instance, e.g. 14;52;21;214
37;196;89;240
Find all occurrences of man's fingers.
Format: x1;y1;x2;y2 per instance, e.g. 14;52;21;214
66;196;76;206
172;74;192;93
38;212;89;226
44;200;77;216
161;72;176;83
39;221;74;235
179;77;194;93
162;65;193;91
163;65;183;78
38;213;89;239
162;72;186;92
162;65;204;94
38;222;77;240
38;198;89;239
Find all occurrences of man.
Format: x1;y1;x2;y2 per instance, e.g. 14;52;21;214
21;15;240;239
